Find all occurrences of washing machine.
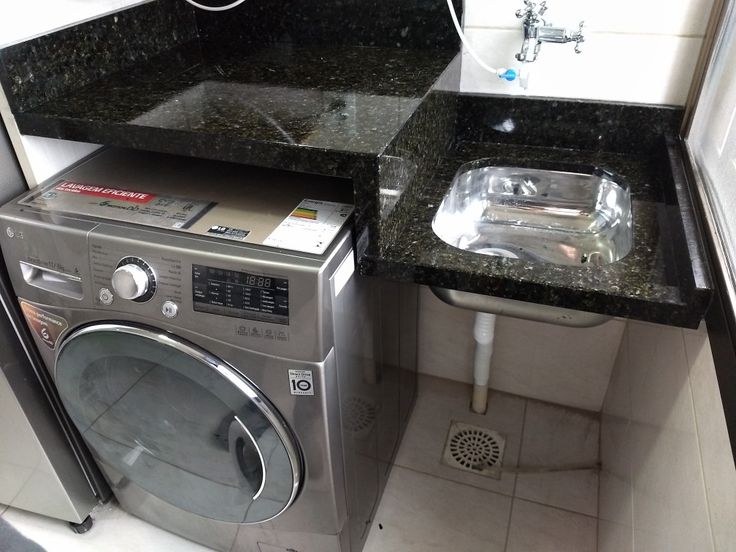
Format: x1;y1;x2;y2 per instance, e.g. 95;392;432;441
0;148;418;552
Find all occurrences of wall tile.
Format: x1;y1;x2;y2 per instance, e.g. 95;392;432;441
684;323;736;552
417;286;477;383
599;321;729;552
627;322;713;552
0;0;148;47
464;0;713;36
598;329;634;552
459;28;703;105
417;286;625;411
490;315;625;411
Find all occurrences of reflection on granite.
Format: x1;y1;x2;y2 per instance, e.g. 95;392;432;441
457;94;685;155
13;44;453;157
129;80;422;154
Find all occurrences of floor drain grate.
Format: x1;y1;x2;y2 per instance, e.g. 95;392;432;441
441;421;506;479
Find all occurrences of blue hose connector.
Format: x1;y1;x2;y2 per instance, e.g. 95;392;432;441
498;69;517;81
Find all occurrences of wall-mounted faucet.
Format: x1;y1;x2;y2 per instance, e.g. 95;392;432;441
515;1;585;63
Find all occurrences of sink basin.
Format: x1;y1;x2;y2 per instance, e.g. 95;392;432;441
432;161;633;266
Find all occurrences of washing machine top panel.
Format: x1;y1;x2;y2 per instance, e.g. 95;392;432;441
15;148;354;256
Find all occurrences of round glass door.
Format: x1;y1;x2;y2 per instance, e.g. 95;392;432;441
55;323;302;524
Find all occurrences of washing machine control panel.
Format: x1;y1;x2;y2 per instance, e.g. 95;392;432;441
111;257;157;302
192;264;289;325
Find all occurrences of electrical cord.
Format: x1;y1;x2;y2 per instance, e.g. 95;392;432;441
183;0;247;11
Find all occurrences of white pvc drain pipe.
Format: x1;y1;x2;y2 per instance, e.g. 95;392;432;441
472;312;496;414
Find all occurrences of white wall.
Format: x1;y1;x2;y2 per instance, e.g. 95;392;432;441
0;0;148;48
460;0;714;104
418;286;626;411
599;321;736;552
0;1;149;186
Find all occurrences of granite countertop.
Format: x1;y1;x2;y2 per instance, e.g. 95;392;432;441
362;138;711;327
0;1;712;328
11;43;453;158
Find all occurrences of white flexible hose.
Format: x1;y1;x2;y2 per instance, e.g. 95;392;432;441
183;0;247;11
446;0;500;75
471;312;496;414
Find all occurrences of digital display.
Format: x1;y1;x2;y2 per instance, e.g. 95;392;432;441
192;265;289;325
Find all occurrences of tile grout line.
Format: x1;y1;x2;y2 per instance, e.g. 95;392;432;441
511;497;600;521
392;463;516;499
462;25;706;39
503;398;528;552
391;462;599;520
680;328;718;552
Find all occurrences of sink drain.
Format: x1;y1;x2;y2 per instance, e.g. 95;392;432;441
441;421;506;479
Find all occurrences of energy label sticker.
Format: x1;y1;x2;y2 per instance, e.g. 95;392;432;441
20;180;215;230
263;199;353;255
288;370;314;396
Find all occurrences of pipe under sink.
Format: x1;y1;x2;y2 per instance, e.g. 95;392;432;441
430;287;611;328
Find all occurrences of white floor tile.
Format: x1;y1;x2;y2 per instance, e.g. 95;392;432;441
394;375;526;495
514;468;599;517
2;501;213;552
520;401;599;469
364;466;511;552
598;519;633;552
506;498;597;552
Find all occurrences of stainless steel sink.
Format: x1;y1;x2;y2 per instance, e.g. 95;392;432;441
432;161;633;267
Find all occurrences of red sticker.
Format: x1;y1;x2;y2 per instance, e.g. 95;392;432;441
20;301;69;349
54;181;155;204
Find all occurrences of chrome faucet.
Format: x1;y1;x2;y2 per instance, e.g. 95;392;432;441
515;1;585;63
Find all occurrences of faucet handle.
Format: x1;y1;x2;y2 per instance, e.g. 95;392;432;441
515;1;532;20
538;1;548;17
572;20;585;53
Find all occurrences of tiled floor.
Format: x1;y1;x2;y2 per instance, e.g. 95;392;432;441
364;375;600;552
2;375;600;552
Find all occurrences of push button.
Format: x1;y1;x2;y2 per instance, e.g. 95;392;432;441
161;301;179;319
98;288;114;305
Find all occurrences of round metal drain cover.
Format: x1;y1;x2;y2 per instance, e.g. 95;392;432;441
441;421;506;479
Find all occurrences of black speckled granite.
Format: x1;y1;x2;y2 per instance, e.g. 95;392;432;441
361;133;712;328
457;94;684;155
0;0;197;112
1;0;457;252
196;0;462;54
0;0;710;327
10;43;454;156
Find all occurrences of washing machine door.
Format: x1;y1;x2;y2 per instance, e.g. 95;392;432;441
55;323;302;524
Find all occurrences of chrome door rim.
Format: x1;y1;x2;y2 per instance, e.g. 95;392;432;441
56;322;303;522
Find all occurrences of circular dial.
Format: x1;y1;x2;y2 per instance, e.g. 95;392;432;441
111;257;156;302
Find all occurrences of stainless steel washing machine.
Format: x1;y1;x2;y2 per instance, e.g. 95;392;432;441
0;149;418;552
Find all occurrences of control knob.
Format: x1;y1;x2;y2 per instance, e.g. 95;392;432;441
111;257;156;302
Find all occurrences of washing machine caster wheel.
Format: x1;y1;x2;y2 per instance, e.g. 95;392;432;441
68;515;93;534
